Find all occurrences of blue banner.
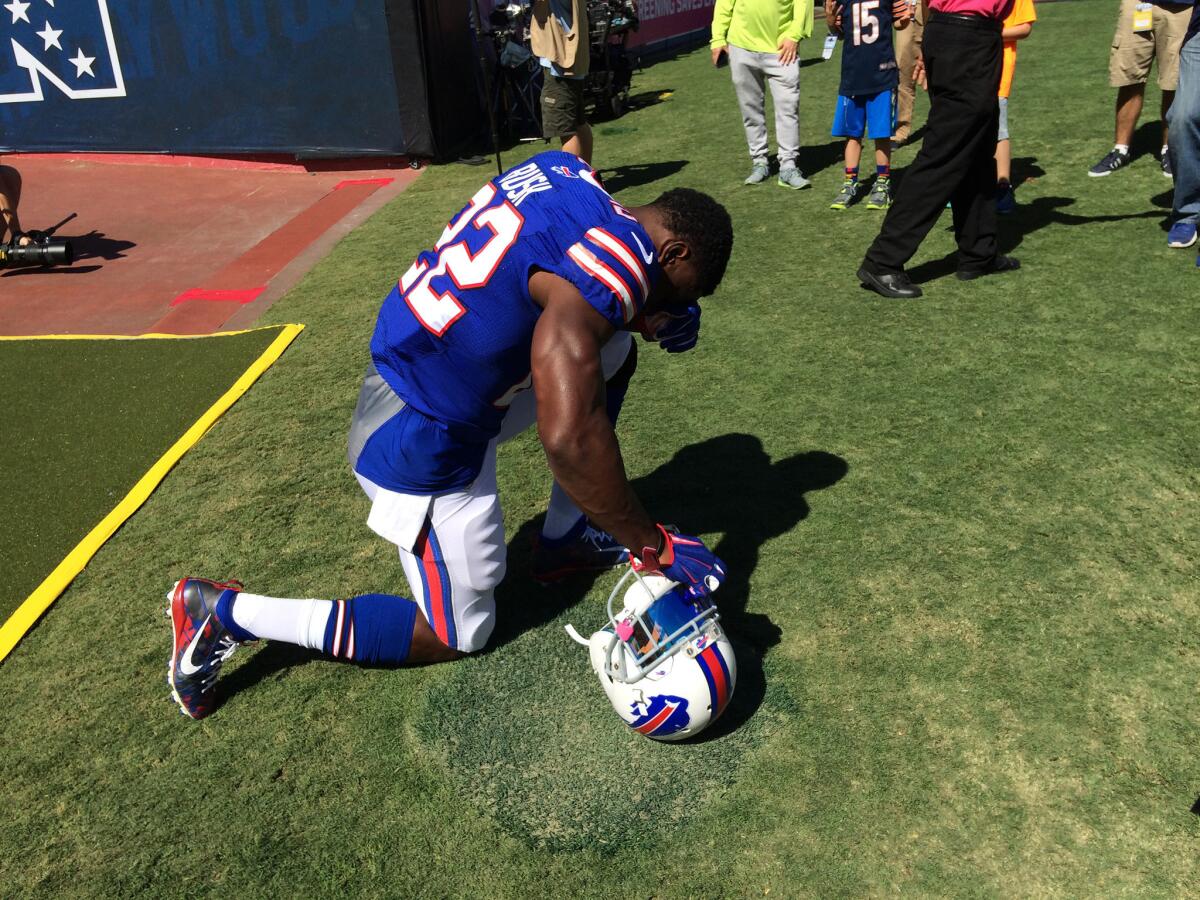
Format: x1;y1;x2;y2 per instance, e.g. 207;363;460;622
0;0;436;156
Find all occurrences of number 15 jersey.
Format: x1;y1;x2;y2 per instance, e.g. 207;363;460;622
837;0;899;97
370;150;661;445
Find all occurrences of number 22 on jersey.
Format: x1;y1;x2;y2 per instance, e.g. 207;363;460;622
399;183;524;336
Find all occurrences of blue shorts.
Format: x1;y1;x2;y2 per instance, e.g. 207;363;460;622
831;90;897;141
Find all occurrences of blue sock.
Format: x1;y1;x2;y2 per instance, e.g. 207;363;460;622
876;165;890;180
845;167;858;182
214;589;256;643
322;594;419;665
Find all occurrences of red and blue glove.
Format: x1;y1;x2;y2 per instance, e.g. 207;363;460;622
632;524;725;600
652;303;701;353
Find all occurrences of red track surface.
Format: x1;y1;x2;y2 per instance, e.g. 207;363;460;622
0;155;421;335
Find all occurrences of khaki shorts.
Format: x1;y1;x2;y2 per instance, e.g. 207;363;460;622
540;73;586;139
1109;0;1193;89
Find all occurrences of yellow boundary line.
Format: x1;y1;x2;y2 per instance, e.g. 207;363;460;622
0;323;305;663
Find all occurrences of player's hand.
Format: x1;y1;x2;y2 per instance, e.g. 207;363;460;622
777;38;798;67
914;53;927;90
711;45;726;67
648;303;701;353
632;525;726;601
893;0;912;23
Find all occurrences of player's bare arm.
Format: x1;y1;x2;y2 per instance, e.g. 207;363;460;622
528;270;660;555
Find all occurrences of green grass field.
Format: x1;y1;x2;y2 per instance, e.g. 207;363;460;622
3;2;1199;895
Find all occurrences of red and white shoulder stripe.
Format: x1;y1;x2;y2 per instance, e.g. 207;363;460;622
565;227;653;323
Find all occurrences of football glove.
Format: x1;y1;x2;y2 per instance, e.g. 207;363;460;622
652;303;701;353
632;524;725;600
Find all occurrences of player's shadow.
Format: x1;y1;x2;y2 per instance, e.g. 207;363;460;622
598;159;688;195
490;433;849;736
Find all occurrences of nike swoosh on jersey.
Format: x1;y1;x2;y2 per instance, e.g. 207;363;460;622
177;617;212;676
630;232;655;265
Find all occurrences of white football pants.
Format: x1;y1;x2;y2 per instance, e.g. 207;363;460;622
354;332;633;652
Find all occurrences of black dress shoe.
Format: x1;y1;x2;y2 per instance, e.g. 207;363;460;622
956;255;1021;281
857;265;923;299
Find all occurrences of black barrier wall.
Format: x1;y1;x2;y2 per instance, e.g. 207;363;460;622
0;0;481;158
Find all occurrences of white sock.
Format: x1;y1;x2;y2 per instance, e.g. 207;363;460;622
230;593;332;650
1114;144;1130;155
1161;144;1169;157
541;482;585;540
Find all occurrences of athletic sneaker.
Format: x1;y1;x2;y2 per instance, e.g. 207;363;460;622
777;166;811;190
1088;148;1130;177
531;519;629;583
1162;153;1173;179
865;178;892;210
830;179;860;209
1167;220;1198;248
167;577;244;720
744;163;770;185
995;180;1017;215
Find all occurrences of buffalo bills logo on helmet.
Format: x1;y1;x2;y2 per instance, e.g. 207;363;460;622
629;694;690;737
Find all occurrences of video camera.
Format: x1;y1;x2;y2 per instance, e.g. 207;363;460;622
0;230;74;269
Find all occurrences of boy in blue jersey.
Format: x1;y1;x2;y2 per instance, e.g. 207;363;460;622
165;151;735;720
825;0;911;210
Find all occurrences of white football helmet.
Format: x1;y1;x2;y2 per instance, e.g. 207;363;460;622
566;568;736;741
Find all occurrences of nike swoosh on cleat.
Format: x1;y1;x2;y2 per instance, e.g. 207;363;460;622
177;616;212;676
630;232;655;265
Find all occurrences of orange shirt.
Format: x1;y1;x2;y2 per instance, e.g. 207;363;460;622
999;0;1037;98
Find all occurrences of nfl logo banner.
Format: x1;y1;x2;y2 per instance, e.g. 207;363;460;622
0;0;125;103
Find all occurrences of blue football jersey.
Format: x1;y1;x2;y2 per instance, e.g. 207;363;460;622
837;0;899;97
369;150;661;446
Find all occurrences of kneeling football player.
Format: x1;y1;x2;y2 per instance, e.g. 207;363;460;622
167;150;734;719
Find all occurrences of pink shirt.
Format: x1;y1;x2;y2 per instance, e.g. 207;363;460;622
929;0;1013;18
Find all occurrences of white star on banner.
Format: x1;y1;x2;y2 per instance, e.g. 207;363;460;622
70;48;95;78
36;21;62;51
5;1;31;24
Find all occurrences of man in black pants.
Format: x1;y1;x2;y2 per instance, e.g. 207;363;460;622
857;1;1021;299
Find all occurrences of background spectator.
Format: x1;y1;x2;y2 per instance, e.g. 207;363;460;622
857;0;1019;300
0;163;25;245
711;0;813;188
893;0;926;144
531;0;593;163
995;0;1037;213
1089;0;1192;178
825;0;911;211
1166;1;1200;249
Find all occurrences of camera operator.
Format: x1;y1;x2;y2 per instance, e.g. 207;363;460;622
531;0;594;163
0;162;31;247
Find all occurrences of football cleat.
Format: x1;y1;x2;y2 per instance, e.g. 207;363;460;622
1088;148;1130;177
830;179;860;210
865;178;893;210
531;518;629;583
743;163;770;185
1167;220;1197;248
777;166;811;190
166;577;244;720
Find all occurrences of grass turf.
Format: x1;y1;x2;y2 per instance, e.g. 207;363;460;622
2;2;1199;895
0;328;288;624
